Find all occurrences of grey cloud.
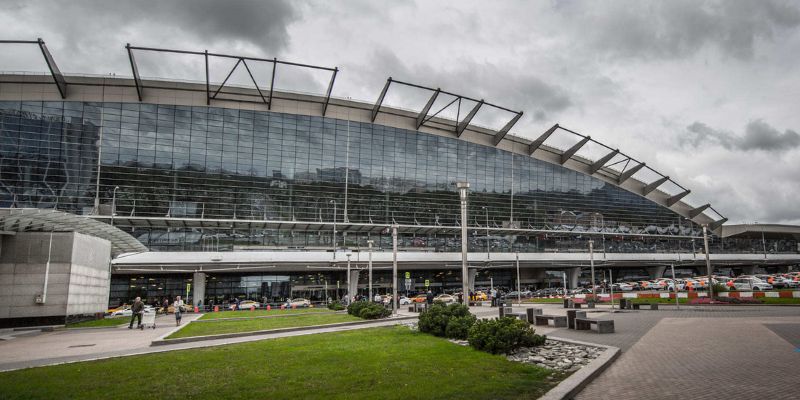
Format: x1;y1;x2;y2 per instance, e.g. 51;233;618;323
683;120;800;151
572;0;800;60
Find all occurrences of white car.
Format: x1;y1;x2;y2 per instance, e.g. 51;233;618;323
230;300;260;310
399;296;411;305
611;283;634;291
285;298;311;307
732;278;773;291
109;308;132;317
433;294;456;304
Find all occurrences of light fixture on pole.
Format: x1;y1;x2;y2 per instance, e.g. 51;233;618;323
589;240;596;301
330;200;337;260
391;225;398;315
482;206;489;260
367;239;374;301
111;186;120;227
346;252;352;303
515;252;521;305
702;224;714;301
456;182;470;305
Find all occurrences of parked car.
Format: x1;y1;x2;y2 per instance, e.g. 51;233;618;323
472;291;488;301
109;307;132;317
231;300;260;310
411;294;428;303
731;278;773;291
610;282;634;291
433;294;456;304
398;296;411;305
285;298;311;307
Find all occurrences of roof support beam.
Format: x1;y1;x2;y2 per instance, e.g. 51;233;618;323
688;203;711;219
268;58;277;110
666;190;690;207
37;39;67;99
528;124;559;155
371;78;392;122
617;162;646;184
493;111;523;146
416;89;440;129
456;100;484;137
589;149;619;174
125;43;143;101
642;176;669;196
321;67;338;116
560;136;591;164
708;218;728;231
204;50;210;105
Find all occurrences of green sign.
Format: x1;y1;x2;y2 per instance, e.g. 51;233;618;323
424;279;430;287
186;283;191;298
405;272;411;279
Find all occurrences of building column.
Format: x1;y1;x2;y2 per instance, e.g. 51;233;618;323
568;267;581;289
468;269;477;292
646;266;667;279
741;266;756;275
348;269;360;300
193;272;206;308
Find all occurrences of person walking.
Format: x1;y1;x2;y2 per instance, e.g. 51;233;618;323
162;298;169;315
173;295;185;326
128;296;144;329
425;290;434;305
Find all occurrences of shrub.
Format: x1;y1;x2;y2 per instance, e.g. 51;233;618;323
712;283;729;293
358;303;391;319
418;303;474;338
347;301;369;316
327;301;345;311
468;317;546;354
445;315;477;340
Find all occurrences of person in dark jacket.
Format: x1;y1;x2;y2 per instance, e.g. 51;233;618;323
425;290;434;305
128;297;144;329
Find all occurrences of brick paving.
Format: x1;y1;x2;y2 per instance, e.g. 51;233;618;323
568;307;800;400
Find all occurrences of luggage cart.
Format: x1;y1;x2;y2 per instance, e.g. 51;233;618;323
140;309;157;330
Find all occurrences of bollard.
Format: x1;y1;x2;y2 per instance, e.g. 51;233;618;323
251;305;255;311
281;304;285;310
214;305;219;312
267;305;271;311
194;306;199;313
292;304;297;309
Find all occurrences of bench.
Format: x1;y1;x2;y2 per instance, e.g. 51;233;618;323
498;306;514;318
566;310;587;329
534;314;568;327
631;303;659;310
526;308;543;323
506;312;529;322
575;318;615;333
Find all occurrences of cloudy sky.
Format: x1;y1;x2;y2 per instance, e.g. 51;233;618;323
2;0;799;225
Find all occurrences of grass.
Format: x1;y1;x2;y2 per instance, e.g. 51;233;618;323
198;307;333;320
629;296;800;305
167;313;362;339
66;317;129;329
0;326;561;399
754;297;800;304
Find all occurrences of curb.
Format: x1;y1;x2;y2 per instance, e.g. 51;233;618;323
539;337;621;400
151;315;418;346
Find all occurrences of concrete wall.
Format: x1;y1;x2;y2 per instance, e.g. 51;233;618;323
0;232;111;326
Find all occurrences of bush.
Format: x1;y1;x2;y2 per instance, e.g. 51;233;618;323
445;315;477;340
418;303;474;338
358;302;391;319
712;283;729;293
346;301;369;316
327;301;345;311
468;317;546;354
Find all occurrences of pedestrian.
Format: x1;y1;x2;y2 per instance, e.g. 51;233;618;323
374;293;382;303
173;295;185;326
426;290;434;305
162;298;169;315
128;296;144;329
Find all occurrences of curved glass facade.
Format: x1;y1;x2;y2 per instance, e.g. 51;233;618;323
2;100;795;254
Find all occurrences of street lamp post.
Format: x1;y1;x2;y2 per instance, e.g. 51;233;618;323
589;240;596;300
482;206;489;260
702;224;714;301
367;239;374;301
392;225;398;315
330;200;337;260
515;252;521;305
111;186;120;227
457;182;470;305
346;253;352;304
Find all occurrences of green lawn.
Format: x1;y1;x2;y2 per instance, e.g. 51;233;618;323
167;313;362;339
198;307;333;320
66;317;129;329
753;297;800;304
0;326;559;399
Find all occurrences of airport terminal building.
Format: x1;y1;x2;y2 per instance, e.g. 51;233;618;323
1;41;798;325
